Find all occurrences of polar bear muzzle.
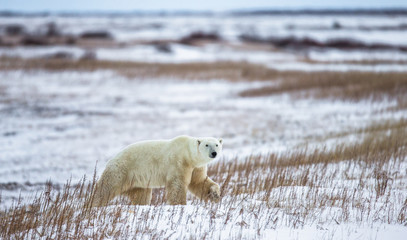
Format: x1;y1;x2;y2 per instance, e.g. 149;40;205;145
207;144;219;158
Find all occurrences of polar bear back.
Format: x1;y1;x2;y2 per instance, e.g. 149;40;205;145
105;137;193;189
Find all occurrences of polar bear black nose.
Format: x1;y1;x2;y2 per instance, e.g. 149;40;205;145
211;152;217;158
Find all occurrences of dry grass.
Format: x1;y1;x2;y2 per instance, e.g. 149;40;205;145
210;118;407;177
0;56;277;81
1;120;406;239
304;118;407;145
239;71;407;102
300;58;407;66
2;56;406;103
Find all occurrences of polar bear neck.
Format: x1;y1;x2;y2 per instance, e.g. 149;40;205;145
187;137;203;167
169;135;203;168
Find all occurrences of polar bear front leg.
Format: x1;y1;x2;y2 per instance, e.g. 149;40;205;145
188;166;221;202
124;188;152;205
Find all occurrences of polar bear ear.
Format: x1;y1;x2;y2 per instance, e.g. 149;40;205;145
197;139;201;145
219;138;223;144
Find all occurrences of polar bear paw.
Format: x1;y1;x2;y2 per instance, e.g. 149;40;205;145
208;184;221;202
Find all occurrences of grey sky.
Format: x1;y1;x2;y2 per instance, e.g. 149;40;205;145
1;0;407;12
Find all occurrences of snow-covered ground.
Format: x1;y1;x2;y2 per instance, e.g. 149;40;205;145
2;43;407;72
1;14;407;71
16;155;407;239
0;69;403;209
2;14;407;44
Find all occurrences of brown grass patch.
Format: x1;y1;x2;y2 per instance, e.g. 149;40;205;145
2;56;406;103
239;71;407;101
210;119;407;179
0;56;278;81
300;58;407;66
307;118;407;144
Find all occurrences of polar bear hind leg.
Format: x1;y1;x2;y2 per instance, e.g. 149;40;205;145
124;187;152;205
89;168;126;207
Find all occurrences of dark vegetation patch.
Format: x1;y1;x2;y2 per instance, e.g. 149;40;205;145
0;22;112;47
79;31;112;40
179;31;221;45
240;34;407;52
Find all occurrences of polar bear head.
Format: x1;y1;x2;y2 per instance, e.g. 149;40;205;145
195;137;223;166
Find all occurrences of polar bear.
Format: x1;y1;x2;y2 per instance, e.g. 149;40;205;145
89;135;223;206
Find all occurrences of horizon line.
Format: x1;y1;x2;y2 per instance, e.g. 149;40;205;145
1;7;407;16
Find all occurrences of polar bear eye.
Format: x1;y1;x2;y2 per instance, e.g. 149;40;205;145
216;144;218;147
205;144;208;147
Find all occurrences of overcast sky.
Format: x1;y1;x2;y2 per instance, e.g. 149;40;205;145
1;0;407;12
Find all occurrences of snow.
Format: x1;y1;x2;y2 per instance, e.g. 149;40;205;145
260;224;407;240
2;14;407;44
0;43;295;64
308;49;407;62
0;69;404;209
0;45;85;59
2;14;407;71
2;43;407;72
88;157;407;239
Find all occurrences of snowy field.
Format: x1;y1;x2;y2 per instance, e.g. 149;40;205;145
1;66;406;239
2;69;398;207
1;13;407;71
2;13;407;43
1;12;407;240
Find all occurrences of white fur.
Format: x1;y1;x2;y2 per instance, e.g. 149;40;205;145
89;135;222;206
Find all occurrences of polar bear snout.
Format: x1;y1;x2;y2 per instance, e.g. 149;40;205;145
210;152;217;158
